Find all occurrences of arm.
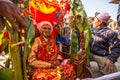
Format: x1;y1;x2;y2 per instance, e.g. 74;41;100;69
103;32;120;73
107;32;120;63
28;38;51;69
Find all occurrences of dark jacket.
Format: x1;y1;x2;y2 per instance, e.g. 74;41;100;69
90;27;120;63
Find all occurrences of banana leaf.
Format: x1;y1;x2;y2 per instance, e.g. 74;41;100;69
70;30;78;63
69;0;92;64
23;17;35;80
0;67;14;80
0;18;23;80
10;30;23;80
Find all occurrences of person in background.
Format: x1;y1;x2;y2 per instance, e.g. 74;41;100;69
53;24;62;48
0;0;26;32
108;19;118;31
87;17;94;28
90;12;120;74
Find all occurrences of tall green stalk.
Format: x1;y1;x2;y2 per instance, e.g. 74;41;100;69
22;17;35;80
10;30;23;80
2;18;23;80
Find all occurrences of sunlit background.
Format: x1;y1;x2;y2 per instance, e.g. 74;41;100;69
82;0;119;21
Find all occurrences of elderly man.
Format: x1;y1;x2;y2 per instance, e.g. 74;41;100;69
90;12;120;75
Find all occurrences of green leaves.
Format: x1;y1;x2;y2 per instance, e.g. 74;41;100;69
70;30;78;63
0;68;14;80
69;0;92;63
25;17;35;46
23;17;35;80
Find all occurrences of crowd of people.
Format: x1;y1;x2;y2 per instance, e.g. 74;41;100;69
0;0;120;80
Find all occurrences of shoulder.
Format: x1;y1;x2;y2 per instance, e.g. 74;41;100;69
105;27;116;34
35;37;40;40
34;37;42;44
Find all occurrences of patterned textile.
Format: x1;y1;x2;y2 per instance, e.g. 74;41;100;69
32;69;61;80
37;36;58;61
32;59;76;80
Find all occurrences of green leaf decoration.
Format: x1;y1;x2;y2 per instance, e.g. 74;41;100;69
1;15;23;80
10;31;23;80
0;30;9;54
23;17;35;80
25;17;36;46
70;30;78;63
2;39;9;54
69;0;92;64
0;68;14;80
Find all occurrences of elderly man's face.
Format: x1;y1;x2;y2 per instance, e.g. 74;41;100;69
40;24;52;37
92;17;102;28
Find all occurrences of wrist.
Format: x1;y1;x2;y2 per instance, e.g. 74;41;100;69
107;59;113;64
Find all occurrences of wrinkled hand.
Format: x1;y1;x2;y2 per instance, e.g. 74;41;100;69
0;1;26;32
51;60;61;69
102;59;117;73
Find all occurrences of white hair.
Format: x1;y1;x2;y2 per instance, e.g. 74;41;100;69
37;21;53;32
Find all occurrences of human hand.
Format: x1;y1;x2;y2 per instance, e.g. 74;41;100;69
102;59;117;73
0;1;26;32
51;60;61;69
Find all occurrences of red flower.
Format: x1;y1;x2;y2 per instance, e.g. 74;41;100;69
0;44;3;54
3;31;10;40
64;64;76;79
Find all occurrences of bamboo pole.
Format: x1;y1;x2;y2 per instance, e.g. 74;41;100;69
4;18;23;80
10;30;23;80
